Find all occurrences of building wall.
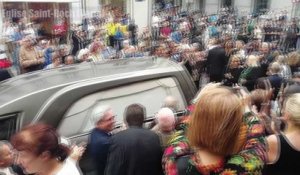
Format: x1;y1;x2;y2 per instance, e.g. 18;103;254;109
85;0;100;16
270;0;293;17
205;0;220;14
0;2;3;38
234;0;253;16
129;0;151;29
70;1;82;24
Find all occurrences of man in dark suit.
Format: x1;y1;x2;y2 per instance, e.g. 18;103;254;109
105;104;163;175
206;39;229;82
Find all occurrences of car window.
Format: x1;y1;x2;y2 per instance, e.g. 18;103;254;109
57;77;186;137
0;114;18;140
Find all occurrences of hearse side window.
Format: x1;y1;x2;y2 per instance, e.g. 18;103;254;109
0;114;18;140
57;77;186;137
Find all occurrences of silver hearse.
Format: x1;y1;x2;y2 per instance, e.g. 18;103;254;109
0;57;197;174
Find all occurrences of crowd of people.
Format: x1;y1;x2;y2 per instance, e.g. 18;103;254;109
1;79;300;174
1;1;300;175
0;3;299;78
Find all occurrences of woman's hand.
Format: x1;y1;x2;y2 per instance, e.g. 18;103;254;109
69;143;86;162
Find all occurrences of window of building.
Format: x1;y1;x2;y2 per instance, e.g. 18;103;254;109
57;77;186;137
295;3;300;17
222;0;232;8
199;0;205;12
254;0;269;14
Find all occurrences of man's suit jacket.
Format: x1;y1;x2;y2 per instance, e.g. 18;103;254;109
105;127;164;175
206;46;229;79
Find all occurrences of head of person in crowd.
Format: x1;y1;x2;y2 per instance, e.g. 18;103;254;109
90;104;115;133
0;141;15;168
268;62;281;75
124;103;145;128
22;35;34;48
208;38;219;47
276;55;287;65
89;41;103;55
65;55;75;65
224;40;235;56
247;40;261;54
77;48;90;62
278;83;300;115
223;33;232;44
11;123;70;175
271;48;280;57
246;55;259;67
235;40;245;50
187;86;247;156
282;93;300;128
293;72;300;82
39;39;49;49
287;51;300;68
191;43;200;52
51;52;62;68
250;89;272;113
58;45;69;57
229;55;241;69
123;40;135;52
155;108;176;133
255;77;272;90
260;42;270;55
162;96;179;111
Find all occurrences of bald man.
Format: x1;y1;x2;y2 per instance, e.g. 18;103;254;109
152;107;176;149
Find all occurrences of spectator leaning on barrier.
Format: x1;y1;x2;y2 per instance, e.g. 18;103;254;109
19;36;44;73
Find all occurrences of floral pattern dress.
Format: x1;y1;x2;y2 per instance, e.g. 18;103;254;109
163;112;266;175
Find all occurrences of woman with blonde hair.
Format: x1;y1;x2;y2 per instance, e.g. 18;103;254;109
239;55;263;91
276;55;292;80
263;93;300;175
163;86;266;175
224;40;235;57
224;55;243;86
286;51;300;75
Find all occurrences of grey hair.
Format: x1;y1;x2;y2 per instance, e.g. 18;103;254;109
0;140;11;148
247;55;259;67
90;104;112;125
162;96;179;111
269;62;281;74
261;42;270;49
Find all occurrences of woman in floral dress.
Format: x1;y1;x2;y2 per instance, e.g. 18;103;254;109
163;85;266;175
